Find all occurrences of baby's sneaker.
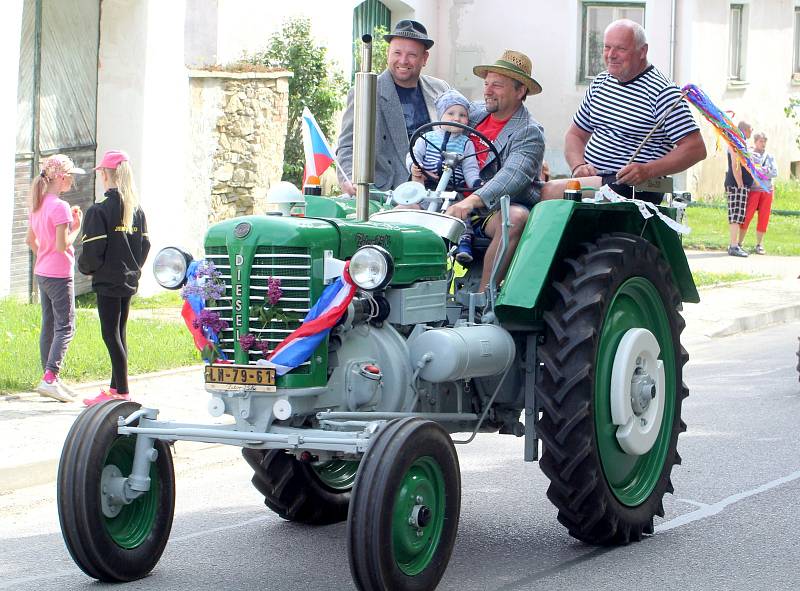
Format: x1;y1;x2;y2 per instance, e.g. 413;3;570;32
455;236;474;264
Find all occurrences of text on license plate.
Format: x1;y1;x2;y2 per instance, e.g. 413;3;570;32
204;365;276;392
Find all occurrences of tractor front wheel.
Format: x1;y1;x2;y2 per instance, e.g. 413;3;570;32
347;418;461;591
537;233;688;544
57;400;175;581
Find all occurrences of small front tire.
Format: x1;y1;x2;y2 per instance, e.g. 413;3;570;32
347;418;461;591
57;400;175;582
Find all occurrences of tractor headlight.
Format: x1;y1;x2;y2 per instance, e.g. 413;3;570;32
153;247;193;289
349;246;394;291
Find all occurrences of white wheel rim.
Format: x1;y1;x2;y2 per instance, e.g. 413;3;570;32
609;328;665;455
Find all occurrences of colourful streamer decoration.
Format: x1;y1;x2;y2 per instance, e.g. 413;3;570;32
682;84;769;190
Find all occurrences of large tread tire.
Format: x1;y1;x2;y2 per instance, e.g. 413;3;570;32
57;400;175;582
537;233;688;545
796;337;799;382
241;448;352;525
347;417;461;591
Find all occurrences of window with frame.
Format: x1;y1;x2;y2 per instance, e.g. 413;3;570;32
728;4;747;81
579;2;645;82
793;6;800;78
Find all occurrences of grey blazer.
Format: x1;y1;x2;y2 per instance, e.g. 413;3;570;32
469;102;545;210
337;70;450;191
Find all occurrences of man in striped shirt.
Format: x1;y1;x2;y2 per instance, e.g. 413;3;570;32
542;19;706;204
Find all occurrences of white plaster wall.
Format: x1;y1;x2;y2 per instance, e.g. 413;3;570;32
213;0;433;81
96;0;189;296
436;0;676;178
0;1;24;298
680;0;799;197
186;75;224;259
215;0;359;79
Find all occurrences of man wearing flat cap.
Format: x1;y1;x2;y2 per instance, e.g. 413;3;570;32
337;19;449;195
445;49;545;292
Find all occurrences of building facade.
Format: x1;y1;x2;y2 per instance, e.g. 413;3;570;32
3;0;800;298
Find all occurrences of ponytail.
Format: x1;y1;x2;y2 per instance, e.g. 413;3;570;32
29;174;48;212
111;161;139;232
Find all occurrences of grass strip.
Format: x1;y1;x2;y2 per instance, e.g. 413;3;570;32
0;297;199;394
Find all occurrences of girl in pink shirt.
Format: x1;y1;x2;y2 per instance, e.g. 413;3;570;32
26;154;84;402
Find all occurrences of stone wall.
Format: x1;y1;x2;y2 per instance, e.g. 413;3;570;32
187;69;292;230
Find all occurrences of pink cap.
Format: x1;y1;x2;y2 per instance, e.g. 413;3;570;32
93;150;129;170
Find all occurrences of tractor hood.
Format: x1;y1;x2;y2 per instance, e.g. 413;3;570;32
204;214;446;285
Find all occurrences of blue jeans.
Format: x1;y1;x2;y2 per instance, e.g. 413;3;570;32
37;275;75;374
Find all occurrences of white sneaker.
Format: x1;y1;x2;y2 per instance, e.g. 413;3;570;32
54;378;76;397
36;379;73;403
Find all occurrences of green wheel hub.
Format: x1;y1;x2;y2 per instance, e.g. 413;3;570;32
312;460;359;490
595;277;676;507
391;456;446;576
102;437;160;549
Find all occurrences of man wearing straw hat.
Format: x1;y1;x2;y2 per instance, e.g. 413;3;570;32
337;19;449;195
541;19;706;204
444;49;545;292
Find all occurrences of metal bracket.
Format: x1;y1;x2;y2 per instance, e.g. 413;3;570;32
524;333;539;461
486;195;511;317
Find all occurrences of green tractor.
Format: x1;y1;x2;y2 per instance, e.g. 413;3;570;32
56;36;698;591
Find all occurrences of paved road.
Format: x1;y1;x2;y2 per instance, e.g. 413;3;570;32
1;321;799;591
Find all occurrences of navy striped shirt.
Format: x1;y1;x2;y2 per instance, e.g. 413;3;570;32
574;65;699;174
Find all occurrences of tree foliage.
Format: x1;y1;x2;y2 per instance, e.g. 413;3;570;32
245;18;348;186
353;25;389;77
785;97;800;149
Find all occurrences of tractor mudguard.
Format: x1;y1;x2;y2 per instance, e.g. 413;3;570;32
496;199;699;324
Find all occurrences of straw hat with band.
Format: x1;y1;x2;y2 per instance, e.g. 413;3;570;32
473;50;542;96
383;19;434;49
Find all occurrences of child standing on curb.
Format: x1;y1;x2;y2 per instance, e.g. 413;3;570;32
78;150;150;406
26;154;85;402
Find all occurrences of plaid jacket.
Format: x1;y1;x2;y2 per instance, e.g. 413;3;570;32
469;102;545;210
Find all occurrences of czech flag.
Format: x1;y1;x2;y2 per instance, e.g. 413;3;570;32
260;268;356;376
301;106;335;184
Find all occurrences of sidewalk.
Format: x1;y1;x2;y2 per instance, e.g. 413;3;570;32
2;248;799;493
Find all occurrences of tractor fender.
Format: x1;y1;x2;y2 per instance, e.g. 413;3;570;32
495;199;699;323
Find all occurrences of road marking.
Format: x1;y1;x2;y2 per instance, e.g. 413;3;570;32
171;515;271;542
656;469;800;532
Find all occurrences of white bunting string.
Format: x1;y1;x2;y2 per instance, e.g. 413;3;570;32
593;185;691;235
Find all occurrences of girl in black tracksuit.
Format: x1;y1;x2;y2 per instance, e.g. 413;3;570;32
78;150;150;405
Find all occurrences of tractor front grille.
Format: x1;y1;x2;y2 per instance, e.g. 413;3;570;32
204;246;312;372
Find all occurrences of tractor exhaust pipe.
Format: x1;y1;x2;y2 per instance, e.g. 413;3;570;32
353;34;377;222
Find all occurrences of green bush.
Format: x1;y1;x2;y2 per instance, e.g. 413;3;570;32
353;25;389;76
244;18;348;187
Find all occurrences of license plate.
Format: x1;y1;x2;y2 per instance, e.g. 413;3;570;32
204;365;277;392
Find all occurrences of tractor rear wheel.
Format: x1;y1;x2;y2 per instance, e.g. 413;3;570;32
347;418;460;591
57;400;175;581
241;448;356;524
537;233;688;544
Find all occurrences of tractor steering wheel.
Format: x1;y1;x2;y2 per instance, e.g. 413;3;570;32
408;121;502;194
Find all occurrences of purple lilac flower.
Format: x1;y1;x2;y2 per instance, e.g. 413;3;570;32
239;333;256;351
267;277;283;306
181;260;226;303
255;339;271;357
181;283;204;300
194;309;228;334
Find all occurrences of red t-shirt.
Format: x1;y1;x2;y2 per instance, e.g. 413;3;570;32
471;115;509;169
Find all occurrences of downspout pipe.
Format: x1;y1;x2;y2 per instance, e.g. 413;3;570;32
669;0;677;80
